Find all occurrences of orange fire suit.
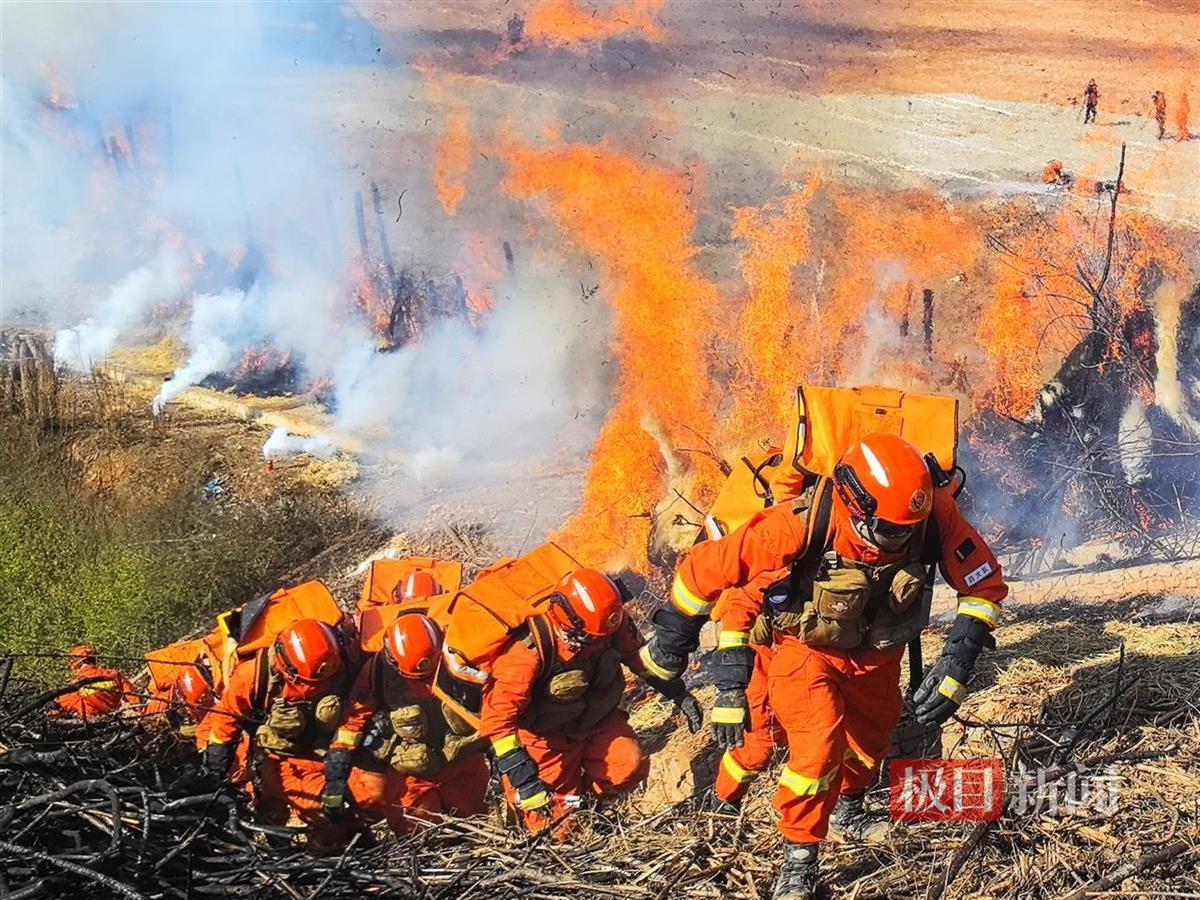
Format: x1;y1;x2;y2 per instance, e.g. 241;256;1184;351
480;612;652;828
207;653;375;839
55;664;138;719
334;654;488;832
675;489;1007;844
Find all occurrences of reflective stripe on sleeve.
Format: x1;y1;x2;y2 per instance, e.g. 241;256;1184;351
670;575;714;617
957;595;1001;628
717;630;750;649
937;675;967;703
519;790;549;810
638;644;676;681
720;751;757;784
711;705;745;725
492;734;521;756
779;763;839;797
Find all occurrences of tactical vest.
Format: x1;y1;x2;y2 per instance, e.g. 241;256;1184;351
363;656;485;776
249;648;346;759
757;478;942;651
523;623;626;735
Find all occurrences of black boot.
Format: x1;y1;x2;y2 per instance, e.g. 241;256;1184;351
827;792;891;844
772;841;818;900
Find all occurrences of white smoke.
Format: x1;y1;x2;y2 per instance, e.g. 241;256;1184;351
262;427;336;462
52;252;186;371
2;2;615;546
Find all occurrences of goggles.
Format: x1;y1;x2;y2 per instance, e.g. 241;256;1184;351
833;462;917;548
273;636;330;684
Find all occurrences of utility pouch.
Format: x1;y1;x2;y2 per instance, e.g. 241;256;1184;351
312;695;343;733
389;704;428;741
546;668;589;703
443;731;486;764
265;701;308;740
888;563;928;613
389;740;439;776
800;566;869;648
441;702;477;737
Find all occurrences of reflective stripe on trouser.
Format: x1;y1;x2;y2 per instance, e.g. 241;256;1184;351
714;644;780;803
767;638;904;844
501;709;649;832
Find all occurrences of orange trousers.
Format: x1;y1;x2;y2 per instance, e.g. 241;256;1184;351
392;754;490;832
714;638;904;844
257;754;398;843
505;709;649;830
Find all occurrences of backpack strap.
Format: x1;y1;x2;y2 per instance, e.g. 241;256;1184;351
527;615;557;684
250;647;278;716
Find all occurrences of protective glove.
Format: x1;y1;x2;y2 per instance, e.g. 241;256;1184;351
203;741;234;784
496;742;552;811
712;688;749;748
642;673;703;734
639;605;704;680
912;614;996;725
712;644;754;749
321;747;352;822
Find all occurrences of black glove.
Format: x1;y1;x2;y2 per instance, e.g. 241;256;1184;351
203;741;234;785
496;743;551;811
912;614;995;725
712;645;753;749
360;711;392;754
643;673;704;734
640;605;704;680
321;747;352;822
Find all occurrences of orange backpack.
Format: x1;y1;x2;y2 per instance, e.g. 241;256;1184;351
215;580;349;686
705;384;959;538
431;542;581;730
355;557;463;611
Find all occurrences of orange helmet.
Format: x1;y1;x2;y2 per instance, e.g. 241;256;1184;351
546;569;624;649
272;619;342;684
394;570;441;603
173;666;214;720
68;644;98;671
382;613;442;678
834;433;933;548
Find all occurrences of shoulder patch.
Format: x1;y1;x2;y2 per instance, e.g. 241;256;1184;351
964;561;994;587
954;538;977;562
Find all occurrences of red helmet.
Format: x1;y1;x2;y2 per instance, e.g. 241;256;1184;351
382;613;442;678
395;570;441;602
546;569;624;648
834;433;933;548
273;619;342;684
68;644;98;671
173;666;214;720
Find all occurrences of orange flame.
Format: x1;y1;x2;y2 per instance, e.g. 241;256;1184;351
524;0;665;46
500;135;718;569
1176;91;1190;141
433;110;472;215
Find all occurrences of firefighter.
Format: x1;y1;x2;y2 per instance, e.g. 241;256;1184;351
55;645;138;719
322;612;489;832
204;619;371;844
483;570;701;831
1152;91;1168;140
642;433;1006;900
170;666;217;747
1084;79;1099;124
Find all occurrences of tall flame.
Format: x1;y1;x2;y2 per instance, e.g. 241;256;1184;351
500;136;719;569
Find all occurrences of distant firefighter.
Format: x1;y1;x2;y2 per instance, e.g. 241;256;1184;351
1084;79;1099;124
56;645;138;719
1177;91;1190;141
1152;91;1168;140
1041;159;1074;189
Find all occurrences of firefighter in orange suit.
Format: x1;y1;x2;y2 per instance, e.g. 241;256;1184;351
55;645;138;719
642;433;1007;900
322;612;489;832
482;570;701;831
204;619;378;844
